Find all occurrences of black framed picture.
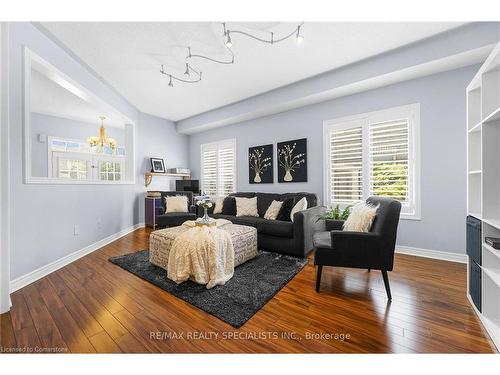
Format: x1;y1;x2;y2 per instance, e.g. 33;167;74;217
150;158;166;173
249;144;273;184
277;138;307;183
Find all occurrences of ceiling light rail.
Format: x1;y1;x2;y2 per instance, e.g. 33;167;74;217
160;64;202;87
160;22;304;87
224;22;304;45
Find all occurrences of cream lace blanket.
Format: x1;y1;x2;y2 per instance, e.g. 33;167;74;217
167;219;234;289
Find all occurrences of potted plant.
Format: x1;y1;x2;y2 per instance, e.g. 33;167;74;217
316;204;352;230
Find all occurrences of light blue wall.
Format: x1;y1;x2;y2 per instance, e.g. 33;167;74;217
188;65;479;254
31;113;126;177
8;23;188;280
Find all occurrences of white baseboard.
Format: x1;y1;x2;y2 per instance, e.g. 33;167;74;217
396;246;467;264
9;222;145;293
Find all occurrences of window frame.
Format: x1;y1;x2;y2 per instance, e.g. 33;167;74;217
323;104;421;220
200;138;237;197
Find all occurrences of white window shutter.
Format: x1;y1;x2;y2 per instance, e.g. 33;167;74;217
329;126;363;204
218;143;235;196
201;139;236;197
369;119;409;203
201;146;218;196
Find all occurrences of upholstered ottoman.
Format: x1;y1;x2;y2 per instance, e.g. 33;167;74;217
149;223;258;271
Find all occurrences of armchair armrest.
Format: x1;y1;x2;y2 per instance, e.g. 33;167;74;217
325;219;344;231
294;206;328;255
330;230;381;252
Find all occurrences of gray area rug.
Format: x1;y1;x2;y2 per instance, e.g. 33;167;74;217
109;250;307;328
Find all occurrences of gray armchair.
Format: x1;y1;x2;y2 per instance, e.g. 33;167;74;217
313;197;402;300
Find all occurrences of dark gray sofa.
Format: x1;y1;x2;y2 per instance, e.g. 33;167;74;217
206;192;326;258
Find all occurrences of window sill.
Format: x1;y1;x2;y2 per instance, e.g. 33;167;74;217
400;214;421;221
25;177;136;185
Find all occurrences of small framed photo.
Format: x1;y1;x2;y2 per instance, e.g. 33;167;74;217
150;158;166;173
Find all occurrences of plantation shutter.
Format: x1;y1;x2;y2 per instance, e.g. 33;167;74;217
369;119;409;203
201;139;236;197
201;145;218;196
218;142;235;196
329;126;363;204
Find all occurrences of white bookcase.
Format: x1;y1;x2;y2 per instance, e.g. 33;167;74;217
466;41;500;351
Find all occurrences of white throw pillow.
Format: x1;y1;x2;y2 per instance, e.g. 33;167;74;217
343;202;379;232
213;196;225;214
165;196;188;213
290;197;308;222
235;197;259;217
264;200;284;220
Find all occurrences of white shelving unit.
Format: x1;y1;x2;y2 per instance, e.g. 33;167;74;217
467;41;500;351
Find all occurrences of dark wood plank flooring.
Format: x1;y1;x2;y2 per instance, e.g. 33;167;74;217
0;227;496;353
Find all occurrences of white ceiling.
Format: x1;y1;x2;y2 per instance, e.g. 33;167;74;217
31;61;128;128
40;22;465;121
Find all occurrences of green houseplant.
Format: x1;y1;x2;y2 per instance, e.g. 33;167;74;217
316;204;352;222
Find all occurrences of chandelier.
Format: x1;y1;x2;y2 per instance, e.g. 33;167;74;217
87;116;117;153
160;22;304;87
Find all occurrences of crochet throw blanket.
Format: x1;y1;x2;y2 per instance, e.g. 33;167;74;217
167;219;234;289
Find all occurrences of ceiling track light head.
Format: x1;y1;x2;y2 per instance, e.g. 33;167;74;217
168;75;173;87
296;25;304;44
225;32;232;48
184;63;190;76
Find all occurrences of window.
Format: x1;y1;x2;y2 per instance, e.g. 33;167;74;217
324;104;420;219
48;137;125;183
201;139;236;197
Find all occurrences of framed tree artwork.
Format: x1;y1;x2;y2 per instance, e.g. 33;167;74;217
277;138;307;182
249;144;273;183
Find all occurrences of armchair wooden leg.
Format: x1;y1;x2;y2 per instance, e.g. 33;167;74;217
316;265;323;292
381;270;392;301
368;268;371;272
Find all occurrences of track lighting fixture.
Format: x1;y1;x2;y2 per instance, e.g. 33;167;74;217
225;32;233;48
161;22;304;87
296;25;304;44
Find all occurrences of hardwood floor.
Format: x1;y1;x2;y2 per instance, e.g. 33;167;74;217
0;227;496;353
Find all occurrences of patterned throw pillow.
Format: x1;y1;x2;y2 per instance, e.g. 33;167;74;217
343;202;379;232
235;197;259;217
165;196;188;213
264;200;284;220
213;196;225;214
276;198;294;221
290;197;308;222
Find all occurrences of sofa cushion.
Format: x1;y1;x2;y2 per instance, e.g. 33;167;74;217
276;198;294;222
235;197;259;217
230;192;256;198
256;193;281;217
256;219;294;238
157;212;197;227
280;192;317;208
264;200;283;220
231;216;259;227
222;196;236;215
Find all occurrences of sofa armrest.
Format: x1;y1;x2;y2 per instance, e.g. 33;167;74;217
330;230;381;252
158;207;165;215
294;206;328;255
